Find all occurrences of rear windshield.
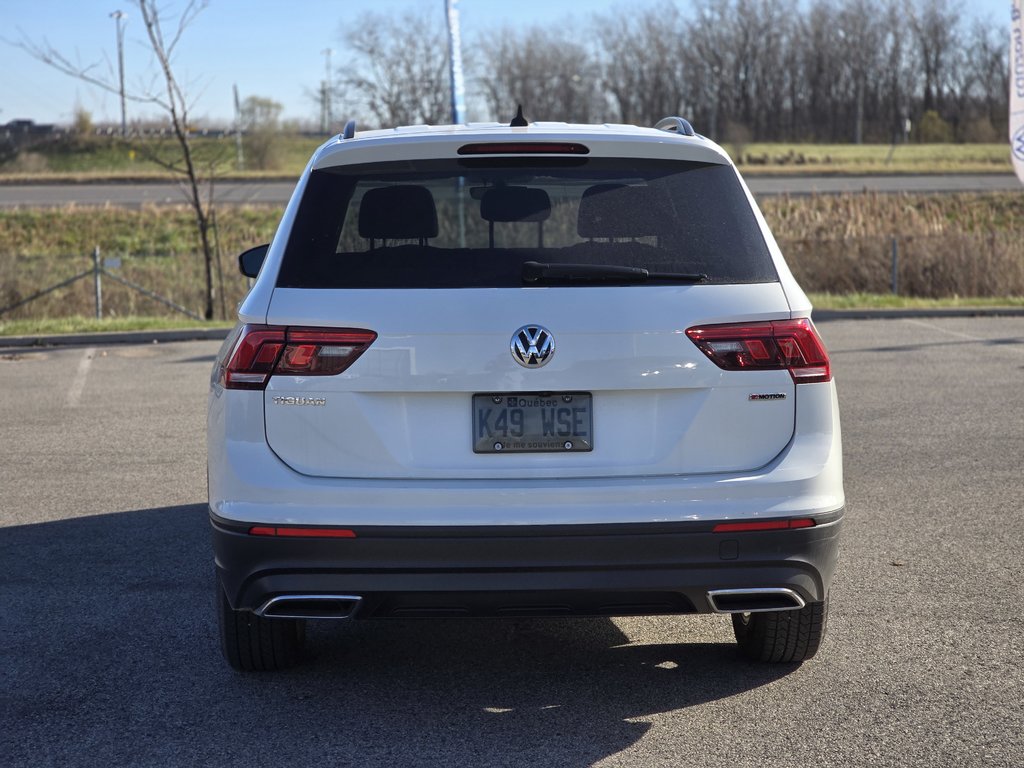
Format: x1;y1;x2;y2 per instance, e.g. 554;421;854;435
277;158;777;288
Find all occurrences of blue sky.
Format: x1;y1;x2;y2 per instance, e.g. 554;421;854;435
1;0;1013;127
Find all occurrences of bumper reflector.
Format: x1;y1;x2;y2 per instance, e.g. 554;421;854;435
248;526;357;538
712;518;815;533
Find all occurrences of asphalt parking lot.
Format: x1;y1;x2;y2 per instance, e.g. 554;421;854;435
1;317;1021;768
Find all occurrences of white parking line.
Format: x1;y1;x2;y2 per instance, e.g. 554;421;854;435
902;318;983;341
65;347;97;408
903;317;1024;354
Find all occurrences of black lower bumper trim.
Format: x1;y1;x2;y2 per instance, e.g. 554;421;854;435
362;589;696;619
211;510;843;617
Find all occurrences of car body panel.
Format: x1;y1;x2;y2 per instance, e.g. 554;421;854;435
261;283;797;479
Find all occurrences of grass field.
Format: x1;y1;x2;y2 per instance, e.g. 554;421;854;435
0;315;233;337
0;134;322;180
806;293;1024;309
729;142;1013;175
0;134;1015;180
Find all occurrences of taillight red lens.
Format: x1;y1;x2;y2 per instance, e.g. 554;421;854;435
686;319;831;383
221;325;377;390
248;526;357;538
276;328;379;376
712;518;816;533
221;325;287;390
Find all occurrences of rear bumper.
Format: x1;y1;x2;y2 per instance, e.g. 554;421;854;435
212;508;842;618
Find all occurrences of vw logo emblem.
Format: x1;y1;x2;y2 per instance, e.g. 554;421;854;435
511;325;554;368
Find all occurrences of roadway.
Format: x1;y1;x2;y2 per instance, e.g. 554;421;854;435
0;173;1021;208
1;316;1022;767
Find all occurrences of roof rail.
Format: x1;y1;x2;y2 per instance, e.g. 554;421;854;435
342;119;357;140
654;117;696;137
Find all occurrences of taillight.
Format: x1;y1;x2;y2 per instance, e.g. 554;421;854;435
685;319;831;383
220;324;377;390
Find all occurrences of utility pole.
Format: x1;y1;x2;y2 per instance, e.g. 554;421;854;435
321;48;333;133
233;84;244;171
110;10;127;137
321;82;328;133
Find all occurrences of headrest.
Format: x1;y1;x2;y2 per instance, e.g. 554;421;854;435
358;185;438;240
480;186;551;223
577;183;665;239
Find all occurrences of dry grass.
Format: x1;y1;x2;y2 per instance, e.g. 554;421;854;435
762;192;1024;296
1;192;1022;323
778;232;1024;296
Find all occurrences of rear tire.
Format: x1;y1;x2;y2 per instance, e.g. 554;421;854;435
732;597;828;663
218;585;306;671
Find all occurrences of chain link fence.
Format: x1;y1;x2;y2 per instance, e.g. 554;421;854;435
779;231;1024;297
2;230;1022;321
0;247;249;322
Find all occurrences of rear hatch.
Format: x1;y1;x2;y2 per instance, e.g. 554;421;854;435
260;149;796;480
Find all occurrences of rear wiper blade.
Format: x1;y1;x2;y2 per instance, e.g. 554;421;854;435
522;261;707;284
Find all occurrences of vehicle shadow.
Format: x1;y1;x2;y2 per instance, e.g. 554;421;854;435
0;505;797;768
172;354;218;365
830;336;1024;355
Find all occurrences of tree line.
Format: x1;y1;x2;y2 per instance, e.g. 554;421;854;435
335;0;1009;143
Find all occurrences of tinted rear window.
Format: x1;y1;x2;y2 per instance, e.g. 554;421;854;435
278;158;777;288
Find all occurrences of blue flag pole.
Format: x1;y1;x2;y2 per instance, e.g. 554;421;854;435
446;0;467;126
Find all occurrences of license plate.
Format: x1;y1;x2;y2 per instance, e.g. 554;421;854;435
473;392;593;453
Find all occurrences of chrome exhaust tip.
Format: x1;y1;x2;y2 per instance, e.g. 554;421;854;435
706;588;805;614
256;594;362;620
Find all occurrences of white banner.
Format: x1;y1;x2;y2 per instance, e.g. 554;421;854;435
1012;0;1024;185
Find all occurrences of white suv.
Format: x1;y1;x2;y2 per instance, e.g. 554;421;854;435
208;116;844;671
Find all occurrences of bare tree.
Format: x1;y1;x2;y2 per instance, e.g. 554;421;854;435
960;19;1008;137
478;25;604;123
680;0;800;142
909;0;960;115
878;0;914;142
339;10;450;128
686;2;737;140
330;0;1009;145
746;0;799;140
17;0;221;319
724;0;788;138
793;1;841;141
598;1;686;126
836;0;883;143
239;95;284;170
